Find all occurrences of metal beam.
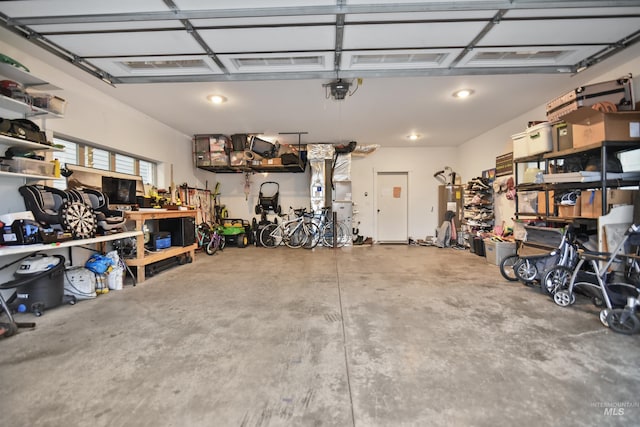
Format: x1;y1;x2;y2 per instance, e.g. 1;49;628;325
111;65;576;85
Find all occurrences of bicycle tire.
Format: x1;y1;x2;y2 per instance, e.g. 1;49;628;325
260;223;281;248
285;221;307;248
303;222;321;249
499;254;520;281
323;221;349;247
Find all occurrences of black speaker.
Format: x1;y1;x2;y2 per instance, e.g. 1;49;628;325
159;217;196;247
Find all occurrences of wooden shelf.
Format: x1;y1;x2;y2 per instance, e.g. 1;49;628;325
124;209;198;283
125;244;197;267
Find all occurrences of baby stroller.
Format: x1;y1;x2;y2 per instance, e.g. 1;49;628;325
500;225;577;288
553;223;640;335
254;181;281;215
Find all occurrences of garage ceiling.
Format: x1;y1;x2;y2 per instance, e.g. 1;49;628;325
1;1;640;148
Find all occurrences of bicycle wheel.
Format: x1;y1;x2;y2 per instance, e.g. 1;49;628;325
540;265;573;296
206;232;222;255
286;223;307;248
499;254;521;281
322;221;350;247
303;222;320;249
260;223;281;248
204;232;216;255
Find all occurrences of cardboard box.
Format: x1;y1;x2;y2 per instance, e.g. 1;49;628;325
564;109;640;148
557;202;581;218
580;189;635;218
261;158;282;166
537;190;554;215
551;121;573;152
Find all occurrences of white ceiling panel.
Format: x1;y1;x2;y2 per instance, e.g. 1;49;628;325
0;0;168;17
505;7;640;18
346;0;489;4
345;10;495;22
457;45;604;68
29;21;182;34
341;49;463;70
47;31;205;57
175;0;335;10
86;55;223;77
199;26;335;53
480;18;640;46
218;52;334;73
192;15;336;27
343;22;487;49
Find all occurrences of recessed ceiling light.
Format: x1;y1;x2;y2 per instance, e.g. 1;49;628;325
407;133;420;141
207;94;227;104
452;89;474;99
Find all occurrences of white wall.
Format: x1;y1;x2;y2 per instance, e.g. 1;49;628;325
350;146;458;240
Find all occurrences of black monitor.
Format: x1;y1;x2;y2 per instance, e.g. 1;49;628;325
101;176;137;205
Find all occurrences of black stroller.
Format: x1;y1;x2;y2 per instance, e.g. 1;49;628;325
553;223;640;335
255;181;281;215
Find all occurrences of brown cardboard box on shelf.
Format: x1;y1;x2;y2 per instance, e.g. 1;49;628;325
563;109;640;148
580;189;634;218
261;158;282;166
537;190;555;215
557;202;581;218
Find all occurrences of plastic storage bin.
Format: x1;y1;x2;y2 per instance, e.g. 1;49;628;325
484;240;517;265
511;131;528;159
1;157;55;176
527;122;553;156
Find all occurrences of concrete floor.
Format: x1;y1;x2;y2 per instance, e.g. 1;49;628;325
0;245;639;427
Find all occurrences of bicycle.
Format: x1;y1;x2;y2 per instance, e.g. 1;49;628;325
313;207;350;248
196;222;225;255
260;207;318;249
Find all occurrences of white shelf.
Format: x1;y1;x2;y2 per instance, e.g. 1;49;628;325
0;230;142;257
0;170;55;180
0;134;62;151
0;62;58;89
0;94;64;119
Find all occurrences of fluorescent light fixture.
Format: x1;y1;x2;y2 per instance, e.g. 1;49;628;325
452;89;474;99
207;94;227;104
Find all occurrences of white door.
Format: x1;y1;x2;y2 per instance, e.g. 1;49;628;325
376;172;408;242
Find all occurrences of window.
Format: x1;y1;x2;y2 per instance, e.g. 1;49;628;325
50;136;157;189
85;147;110;170
115;153;135;175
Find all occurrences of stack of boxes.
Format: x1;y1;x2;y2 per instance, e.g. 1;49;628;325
194;134;230;167
512;76;639;220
